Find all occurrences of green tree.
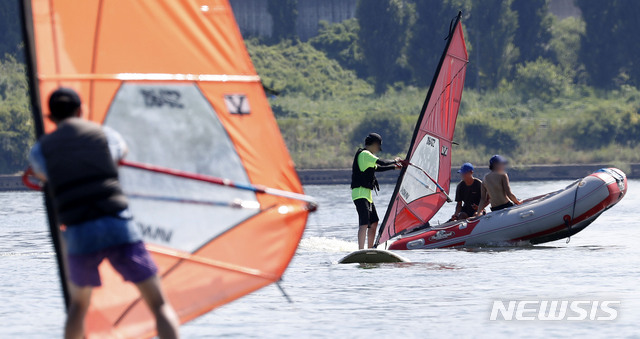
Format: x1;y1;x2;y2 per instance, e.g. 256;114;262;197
616;1;640;87
467;0;518;89
549;16;585;82
576;0;640;88
0;55;33;174
267;0;298;42
309;19;368;77
356;0;409;94
513;58;567;102
0;1;23;59
511;0;552;63
407;0;471;87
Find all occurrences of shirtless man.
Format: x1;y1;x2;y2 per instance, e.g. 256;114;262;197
475;155;520;216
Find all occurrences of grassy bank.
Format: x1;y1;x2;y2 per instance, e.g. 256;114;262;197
246;40;640;169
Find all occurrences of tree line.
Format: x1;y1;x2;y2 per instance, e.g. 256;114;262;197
1;1;640;172
267;0;640;94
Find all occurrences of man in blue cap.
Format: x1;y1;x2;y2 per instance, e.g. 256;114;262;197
451;163;482;220
475;155;521;216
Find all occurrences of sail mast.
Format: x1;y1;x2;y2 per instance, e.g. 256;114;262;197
375;11;468;247
19;0;70;308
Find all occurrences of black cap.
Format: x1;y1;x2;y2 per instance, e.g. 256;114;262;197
365;133;383;151
49;87;81;120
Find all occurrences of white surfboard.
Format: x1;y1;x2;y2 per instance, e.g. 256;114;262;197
338;249;410;264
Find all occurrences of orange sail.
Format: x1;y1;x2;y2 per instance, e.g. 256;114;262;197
20;1;314;338
375;12;468;246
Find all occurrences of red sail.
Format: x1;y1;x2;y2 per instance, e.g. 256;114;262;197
376;13;469;246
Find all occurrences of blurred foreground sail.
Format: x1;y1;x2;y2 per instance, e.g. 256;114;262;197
20;0;315;337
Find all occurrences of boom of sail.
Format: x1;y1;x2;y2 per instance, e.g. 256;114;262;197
375;12;469;247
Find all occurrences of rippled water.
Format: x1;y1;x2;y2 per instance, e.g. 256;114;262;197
1;180;639;338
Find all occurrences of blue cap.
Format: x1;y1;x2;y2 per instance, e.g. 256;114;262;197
457;163;474;173
489;155;508;168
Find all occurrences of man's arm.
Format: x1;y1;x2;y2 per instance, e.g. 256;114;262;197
103;126;128;163
502;173;520;205
475;183;489;216
28;143;48;182
375;158;401;172
453;201;463;218
451;184;463;219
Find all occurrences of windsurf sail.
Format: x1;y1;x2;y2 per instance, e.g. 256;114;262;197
20;0;315;338
375;12;468;247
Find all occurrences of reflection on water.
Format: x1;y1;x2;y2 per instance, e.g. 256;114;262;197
352;262;463;270
1;181;639;338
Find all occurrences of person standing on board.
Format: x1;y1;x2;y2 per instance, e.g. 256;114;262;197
451;163;482;220
351;133;404;249
28;88;180;339
475;155;521;216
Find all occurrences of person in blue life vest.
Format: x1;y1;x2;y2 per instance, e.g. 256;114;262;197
351;133;405;249
28;88;180;339
451;162;483;220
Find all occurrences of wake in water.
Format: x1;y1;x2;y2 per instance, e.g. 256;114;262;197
0;251;55;257
298;237;358;253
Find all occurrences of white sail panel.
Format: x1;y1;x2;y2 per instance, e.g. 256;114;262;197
104;84;258;253
399;134;439;204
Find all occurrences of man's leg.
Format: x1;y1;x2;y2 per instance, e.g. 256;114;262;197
136;275;180;339
367;222;378;249
358;225;368;249
354;199;370;250
65;283;92;339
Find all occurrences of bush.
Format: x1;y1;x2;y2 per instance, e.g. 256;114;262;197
567;108;618;150
615;109;640;146
514;58;568;102
309;19;368;77
460;116;520;155
246;39;372;99
351;111;411;156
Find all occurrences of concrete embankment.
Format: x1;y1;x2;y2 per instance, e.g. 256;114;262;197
2;163;639;191
0;175;29;191
298;163;640;185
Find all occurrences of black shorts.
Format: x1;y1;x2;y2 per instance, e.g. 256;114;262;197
354;198;379;227
460;205;476;217
491;201;515;212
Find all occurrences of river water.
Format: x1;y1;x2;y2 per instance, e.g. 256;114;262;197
1;180;638;338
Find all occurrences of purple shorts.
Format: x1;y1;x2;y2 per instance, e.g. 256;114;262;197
66;241;158;287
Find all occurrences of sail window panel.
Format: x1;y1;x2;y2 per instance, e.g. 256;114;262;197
104;83;258;253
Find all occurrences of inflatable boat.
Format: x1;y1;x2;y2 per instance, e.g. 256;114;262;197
368;14;627;253
387;168;627;250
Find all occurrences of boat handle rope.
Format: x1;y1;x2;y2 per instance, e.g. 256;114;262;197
565;180;582;244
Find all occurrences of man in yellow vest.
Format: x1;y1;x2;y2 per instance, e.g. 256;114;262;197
351;133;403;249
